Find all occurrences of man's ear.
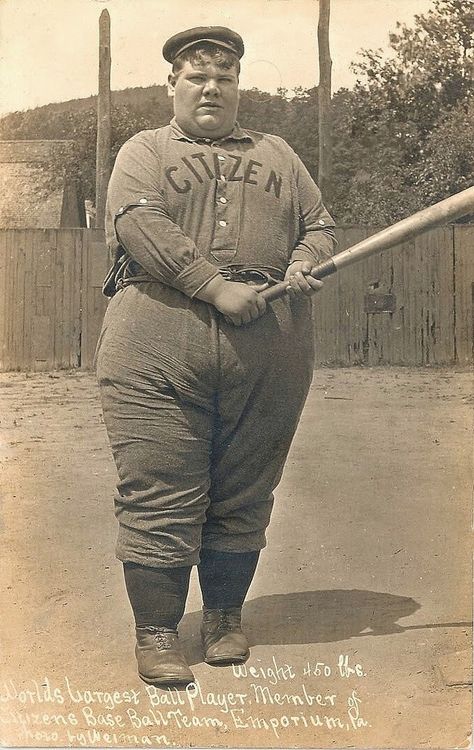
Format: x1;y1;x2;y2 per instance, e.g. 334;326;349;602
167;74;176;98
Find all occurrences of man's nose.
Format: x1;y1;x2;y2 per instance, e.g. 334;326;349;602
202;78;219;96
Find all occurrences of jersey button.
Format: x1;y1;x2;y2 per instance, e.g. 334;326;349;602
219;197;227;204
218;220;227;227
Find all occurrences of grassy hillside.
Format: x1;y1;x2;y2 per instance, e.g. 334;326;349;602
1;84;169;120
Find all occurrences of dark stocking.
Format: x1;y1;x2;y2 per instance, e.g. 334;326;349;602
198;549;260;609
123;563;191;628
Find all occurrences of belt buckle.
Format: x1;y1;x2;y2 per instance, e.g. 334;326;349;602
219;264;282;288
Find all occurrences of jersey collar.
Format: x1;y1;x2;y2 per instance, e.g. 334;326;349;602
170;117;254;144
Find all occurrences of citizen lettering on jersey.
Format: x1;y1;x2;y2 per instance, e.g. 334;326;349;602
165;152;283;198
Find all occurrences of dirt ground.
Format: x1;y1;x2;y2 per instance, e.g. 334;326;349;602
0;366;472;750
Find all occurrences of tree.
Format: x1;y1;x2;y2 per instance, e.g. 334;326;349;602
411;100;474;205
331;0;473;223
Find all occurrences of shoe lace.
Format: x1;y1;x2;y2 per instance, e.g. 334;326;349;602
218;610;241;631
155;632;173;649
142;627;175;649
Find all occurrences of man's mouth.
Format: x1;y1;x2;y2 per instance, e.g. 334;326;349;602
199;102;222;109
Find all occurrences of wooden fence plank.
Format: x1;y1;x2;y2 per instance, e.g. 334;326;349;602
390;240;413;363
3;231;15;370
26;229;40;366
314;227;369;365
339;228;369;366
454;225;474;365
32;315;53;367
434;227;455;364
313;274;338;364
54;228;81;368
7;231;17;369
366;247;396;366
34;232;53;370
402;237;421;364
80;229;109;369
33;230;55;370
4;230;21;370
11;230;27;369
0;232;7;370
415;228;454;365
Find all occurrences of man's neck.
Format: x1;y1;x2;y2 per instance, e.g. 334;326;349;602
173;117;236;142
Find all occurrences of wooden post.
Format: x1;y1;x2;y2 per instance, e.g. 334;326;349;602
95;9;111;229
318;0;332;206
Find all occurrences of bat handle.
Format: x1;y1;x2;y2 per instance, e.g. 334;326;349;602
260;258;337;302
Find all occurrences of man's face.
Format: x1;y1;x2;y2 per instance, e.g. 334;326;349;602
168;58;239;140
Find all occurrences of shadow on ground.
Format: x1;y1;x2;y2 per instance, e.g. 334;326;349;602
180;588;421;666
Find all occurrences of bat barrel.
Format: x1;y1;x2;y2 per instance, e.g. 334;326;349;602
261;185;474;303
333;184;474;271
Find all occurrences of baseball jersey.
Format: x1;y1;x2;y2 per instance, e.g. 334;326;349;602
105;118;336;298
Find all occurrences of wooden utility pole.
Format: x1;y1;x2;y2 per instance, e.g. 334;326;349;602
318;0;332;206
95;9;111;229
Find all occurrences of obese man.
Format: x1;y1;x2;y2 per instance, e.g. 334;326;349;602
96;25;336;686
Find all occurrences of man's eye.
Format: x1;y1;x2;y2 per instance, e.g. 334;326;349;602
189;76;205;83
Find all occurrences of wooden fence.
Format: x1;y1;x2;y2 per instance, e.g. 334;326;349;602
0;226;472;371
314;225;473;366
0;229;108;371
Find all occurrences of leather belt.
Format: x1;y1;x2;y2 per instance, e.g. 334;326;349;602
103;255;286;298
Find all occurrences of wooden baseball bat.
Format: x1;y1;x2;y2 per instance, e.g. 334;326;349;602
261;185;474;302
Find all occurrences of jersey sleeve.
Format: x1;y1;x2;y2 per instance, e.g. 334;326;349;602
105;131;220;298
289;151;336;265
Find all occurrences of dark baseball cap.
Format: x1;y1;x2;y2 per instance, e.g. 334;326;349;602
163;26;245;63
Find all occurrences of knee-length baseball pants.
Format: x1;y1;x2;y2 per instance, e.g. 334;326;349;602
95;282;314;568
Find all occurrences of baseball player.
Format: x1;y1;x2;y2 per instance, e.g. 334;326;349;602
96;25;336;686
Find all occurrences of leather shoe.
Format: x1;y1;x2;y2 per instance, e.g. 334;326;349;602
135;627;194;685
201;607;250;665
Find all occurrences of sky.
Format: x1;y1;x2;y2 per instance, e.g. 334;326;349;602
0;0;435;116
